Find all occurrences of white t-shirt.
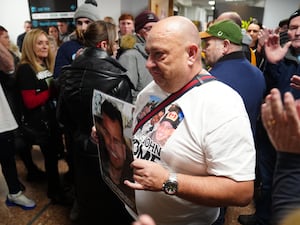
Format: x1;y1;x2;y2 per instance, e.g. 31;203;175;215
132;80;256;225
0;84;17;133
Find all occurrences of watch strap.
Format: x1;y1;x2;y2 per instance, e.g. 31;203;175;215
162;172;178;195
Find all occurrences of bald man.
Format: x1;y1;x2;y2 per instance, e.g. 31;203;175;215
125;16;255;225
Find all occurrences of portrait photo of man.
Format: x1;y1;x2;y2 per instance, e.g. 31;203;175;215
93;98;136;212
151;105;184;147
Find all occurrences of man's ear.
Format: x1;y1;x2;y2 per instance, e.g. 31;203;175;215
222;39;231;54
96;40;108;50
187;44;199;65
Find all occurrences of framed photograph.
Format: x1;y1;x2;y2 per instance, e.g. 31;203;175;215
149;0;173;19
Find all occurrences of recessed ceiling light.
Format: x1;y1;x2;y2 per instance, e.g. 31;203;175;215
208;0;215;5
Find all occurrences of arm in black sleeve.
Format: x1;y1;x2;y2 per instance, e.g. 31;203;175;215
272;152;300;225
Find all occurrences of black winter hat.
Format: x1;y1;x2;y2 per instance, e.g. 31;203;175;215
135;10;159;32
288;9;300;26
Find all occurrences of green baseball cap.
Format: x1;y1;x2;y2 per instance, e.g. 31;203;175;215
200;20;242;45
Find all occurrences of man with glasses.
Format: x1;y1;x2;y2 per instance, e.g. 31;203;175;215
134;10;159;44
118;10;159;102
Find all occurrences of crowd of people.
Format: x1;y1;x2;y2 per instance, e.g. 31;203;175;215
1;0;300;224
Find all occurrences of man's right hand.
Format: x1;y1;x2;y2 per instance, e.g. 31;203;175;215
264;33;291;64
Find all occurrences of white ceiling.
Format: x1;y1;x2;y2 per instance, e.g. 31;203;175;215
174;0;265;11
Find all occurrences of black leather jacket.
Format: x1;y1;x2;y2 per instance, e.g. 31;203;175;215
57;47;133;141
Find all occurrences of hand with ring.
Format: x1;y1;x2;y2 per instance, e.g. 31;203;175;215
261;88;300;154
266;119;276;128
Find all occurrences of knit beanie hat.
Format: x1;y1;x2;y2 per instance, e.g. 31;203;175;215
135;10;159;32
74;0;101;22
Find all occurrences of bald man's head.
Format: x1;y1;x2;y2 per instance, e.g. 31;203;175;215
217;12;242;27
145;16;203;93
149;16;201;47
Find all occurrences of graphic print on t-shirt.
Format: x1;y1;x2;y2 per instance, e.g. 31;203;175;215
36;70;53;87
133;101;184;162
136;95;161;123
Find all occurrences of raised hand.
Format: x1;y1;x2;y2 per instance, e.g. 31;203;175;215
264;33;291;64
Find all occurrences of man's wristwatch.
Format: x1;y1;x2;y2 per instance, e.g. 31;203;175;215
162;173;178;195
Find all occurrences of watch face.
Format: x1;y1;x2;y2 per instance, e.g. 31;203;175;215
164;181;178;195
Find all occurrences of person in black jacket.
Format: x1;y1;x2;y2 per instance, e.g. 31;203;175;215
57;20;133;225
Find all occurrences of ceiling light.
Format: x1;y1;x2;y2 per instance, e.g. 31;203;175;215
208;0;215;5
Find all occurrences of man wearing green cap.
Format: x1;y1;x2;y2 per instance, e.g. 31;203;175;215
201;19;243;45
200;19;265;134
201;20;266;225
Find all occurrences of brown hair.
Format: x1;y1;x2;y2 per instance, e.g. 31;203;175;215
83;20;117;56
118;13;134;22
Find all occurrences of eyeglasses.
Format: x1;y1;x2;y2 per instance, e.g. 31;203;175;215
142;26;152;32
76;20;91;26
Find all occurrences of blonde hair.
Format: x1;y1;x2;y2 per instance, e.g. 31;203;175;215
120;34;136;49
21;28;54;73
